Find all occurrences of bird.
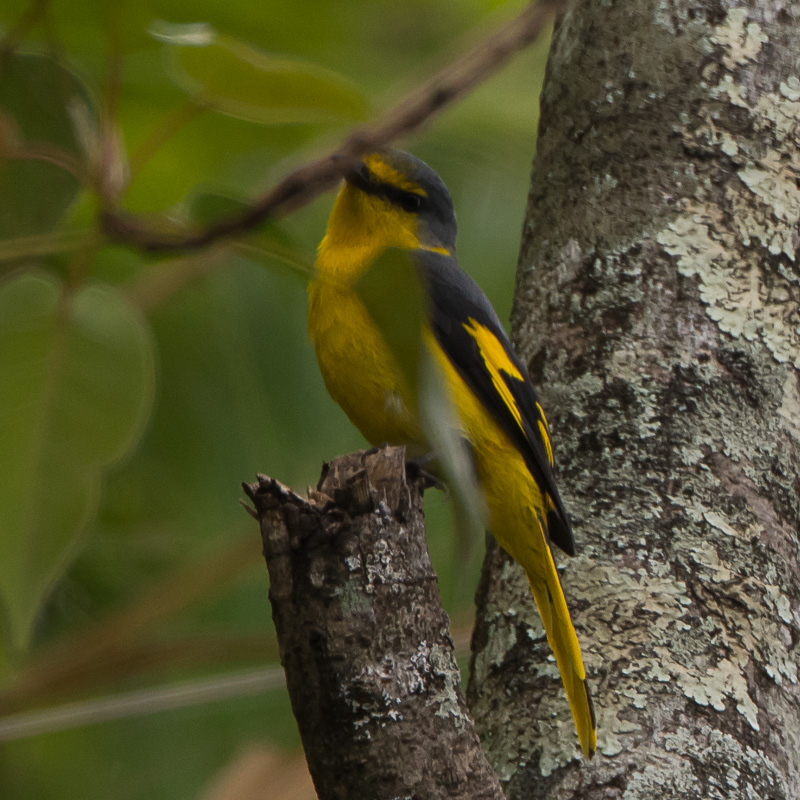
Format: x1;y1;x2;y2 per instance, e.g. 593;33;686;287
308;148;596;758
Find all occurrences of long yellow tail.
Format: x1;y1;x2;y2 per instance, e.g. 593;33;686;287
522;542;596;759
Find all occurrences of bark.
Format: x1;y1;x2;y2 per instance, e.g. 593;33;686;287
245;446;505;800
468;1;800;798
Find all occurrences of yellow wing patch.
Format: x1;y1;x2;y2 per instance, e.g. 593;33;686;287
535;403;554;466
536;401;549;432
538;419;554;466
462;317;525;433
463;318;555;469
363;154;428;195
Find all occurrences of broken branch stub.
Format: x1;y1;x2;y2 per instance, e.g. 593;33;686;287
245;445;504;800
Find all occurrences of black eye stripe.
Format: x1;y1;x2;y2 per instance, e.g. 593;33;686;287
348;164;426;212
383;184;425;212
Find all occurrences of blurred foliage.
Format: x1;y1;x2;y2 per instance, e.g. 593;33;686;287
154;21;370;125
0;271;155;654
0;53;89;238
0;0;550;797
357;248;487;547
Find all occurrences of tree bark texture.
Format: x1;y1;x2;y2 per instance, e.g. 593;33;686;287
246;446;505;800
469;2;800;798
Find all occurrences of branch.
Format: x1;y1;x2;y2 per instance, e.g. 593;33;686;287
244;446;505;800
101;0;564;253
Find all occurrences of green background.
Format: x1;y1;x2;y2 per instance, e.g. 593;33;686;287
0;1;550;796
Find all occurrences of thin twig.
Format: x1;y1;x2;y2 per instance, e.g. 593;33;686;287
101;0;564;253
14;143;86;180
0;624;474;742
0;667;287;743
0;229;98;266
0;531;259;714
96;5;128;204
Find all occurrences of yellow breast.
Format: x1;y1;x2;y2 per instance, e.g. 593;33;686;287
308;277;427;451
308;180;431;450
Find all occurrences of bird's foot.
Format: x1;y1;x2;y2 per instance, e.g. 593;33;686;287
405;453;444;491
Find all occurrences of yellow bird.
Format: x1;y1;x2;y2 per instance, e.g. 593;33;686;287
308;149;596;758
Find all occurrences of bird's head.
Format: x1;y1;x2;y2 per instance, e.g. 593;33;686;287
323;149;457;257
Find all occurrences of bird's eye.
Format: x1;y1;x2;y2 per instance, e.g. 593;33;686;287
399;192;423;212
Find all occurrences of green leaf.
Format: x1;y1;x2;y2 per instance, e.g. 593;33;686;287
417;353;487;550
0;271;155;654
153;22;369;124
0;53;93;238
356;248;427;391
356;250;487;539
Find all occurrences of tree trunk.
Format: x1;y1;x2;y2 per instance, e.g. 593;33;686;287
469;1;800;798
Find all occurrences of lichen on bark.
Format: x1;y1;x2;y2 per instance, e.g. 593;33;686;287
469;2;800;798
